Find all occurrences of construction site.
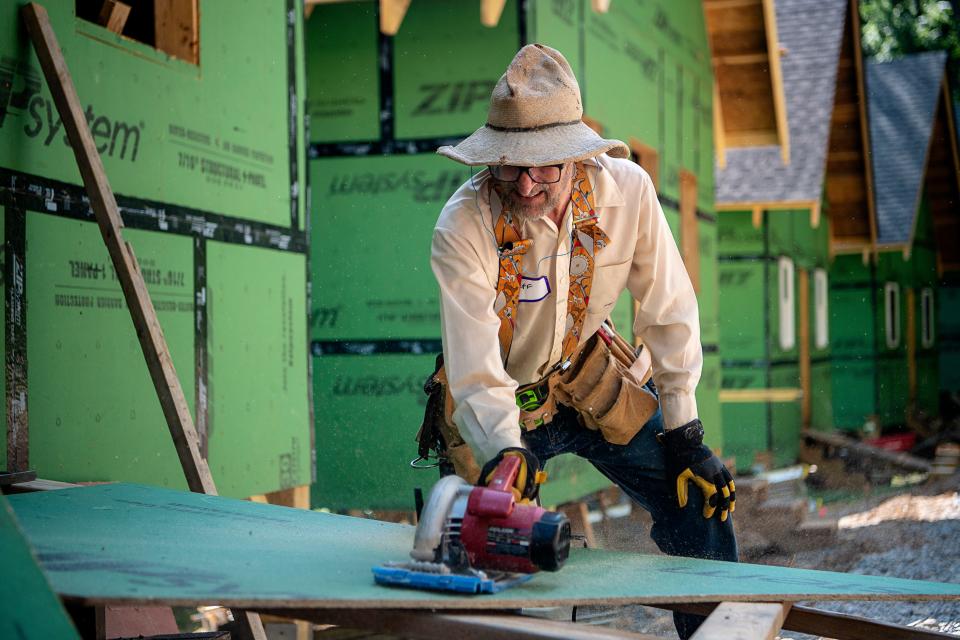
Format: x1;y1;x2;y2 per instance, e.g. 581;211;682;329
2;0;960;638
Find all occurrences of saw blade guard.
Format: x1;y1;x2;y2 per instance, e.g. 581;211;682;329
410;474;470;562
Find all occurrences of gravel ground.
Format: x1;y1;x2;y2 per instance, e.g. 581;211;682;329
582;473;960;639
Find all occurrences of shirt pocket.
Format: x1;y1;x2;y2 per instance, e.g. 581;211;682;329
586;257;632;317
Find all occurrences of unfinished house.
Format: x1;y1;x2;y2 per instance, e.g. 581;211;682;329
0;0;311;501
307;0;722;509
712;0;870;469
830;51;959;436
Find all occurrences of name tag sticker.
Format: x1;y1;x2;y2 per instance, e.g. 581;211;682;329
519;276;551;302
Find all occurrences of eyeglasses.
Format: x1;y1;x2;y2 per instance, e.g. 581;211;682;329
489;164;563;184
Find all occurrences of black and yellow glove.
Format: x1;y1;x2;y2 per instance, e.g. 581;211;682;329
478;447;544;503
659;420;736;522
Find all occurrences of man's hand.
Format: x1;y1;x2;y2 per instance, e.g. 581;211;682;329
659;420;736;521
478;447;543;502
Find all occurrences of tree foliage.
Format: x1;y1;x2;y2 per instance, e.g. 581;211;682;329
859;0;960;61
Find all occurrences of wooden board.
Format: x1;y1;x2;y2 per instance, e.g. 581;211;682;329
8;483;960;609
0;493;79;639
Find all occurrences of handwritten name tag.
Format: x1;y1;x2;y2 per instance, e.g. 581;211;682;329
519;276;551;302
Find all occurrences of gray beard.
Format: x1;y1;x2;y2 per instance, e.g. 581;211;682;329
499;186;567;221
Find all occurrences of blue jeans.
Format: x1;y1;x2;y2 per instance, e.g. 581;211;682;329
521;389;739;638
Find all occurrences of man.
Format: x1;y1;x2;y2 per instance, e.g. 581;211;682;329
428;44;738;638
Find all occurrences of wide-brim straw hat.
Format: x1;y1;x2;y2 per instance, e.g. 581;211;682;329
437;44;629;167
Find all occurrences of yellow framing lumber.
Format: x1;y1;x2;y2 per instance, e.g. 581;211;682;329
690;602;792;640
481;0;507;26
761;0;790;164
719;388;803;403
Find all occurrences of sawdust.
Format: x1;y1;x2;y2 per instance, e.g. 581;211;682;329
837;492;960;528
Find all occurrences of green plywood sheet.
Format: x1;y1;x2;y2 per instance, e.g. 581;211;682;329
1;493;79;639
539;454;611;508
942;285;960;393
529;0;584;82
12;483;960;608
877;356;908;428
312;353;439;511
698;353;723;452
311;154;471;340
916;353;939;415
0;1;297;225
718;262;766;360
306;2;379;143
26;213;195;487
699;221;719;345
770;364;801;467
721;367;768;470
0;209;4;467
393;2;518;139
831;358;876;431
718;211;763;257
830;287;875;358
206;242;310;498
810;361;834;432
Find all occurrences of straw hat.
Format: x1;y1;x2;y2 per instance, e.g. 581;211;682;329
437;44;629;167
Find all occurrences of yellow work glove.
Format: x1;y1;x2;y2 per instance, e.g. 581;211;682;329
478;447;545;503
659;420;736;522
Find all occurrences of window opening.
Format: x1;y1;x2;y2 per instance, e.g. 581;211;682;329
778;256;795;350
921;287;934;348
814;268;828;349
76;0;199;65
884;282;900;349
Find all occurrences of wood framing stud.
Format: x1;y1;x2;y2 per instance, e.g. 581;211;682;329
810;200;821;229
719;388;803;403
761;0;790;164
713;80;727;168
154;0;199;64
592;0;612;13
752;206;764;229
97;0;130;34
481;0;507;27
690;602;791;639
380;0;411;36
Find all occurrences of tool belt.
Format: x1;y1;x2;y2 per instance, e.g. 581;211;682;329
415;325;658;482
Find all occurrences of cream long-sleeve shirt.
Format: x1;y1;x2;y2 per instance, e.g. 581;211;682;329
431;154;702;464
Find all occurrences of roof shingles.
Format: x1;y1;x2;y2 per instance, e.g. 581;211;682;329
866;51;947;246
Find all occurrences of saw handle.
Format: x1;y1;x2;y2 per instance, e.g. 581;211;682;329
486;453;522;494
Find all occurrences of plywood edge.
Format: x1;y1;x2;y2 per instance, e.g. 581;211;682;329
62;591;960;610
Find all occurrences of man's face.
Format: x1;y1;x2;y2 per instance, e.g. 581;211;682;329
490;163;574;220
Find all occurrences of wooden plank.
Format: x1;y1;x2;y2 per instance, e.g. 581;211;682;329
719;388;802;403
847;0;878;251
690;602;790;640
761;0;789;163
97;0;130;34
154;0;199;64
717;200;818;212
10;483;960;609
591;0;612;13
559;501;596;549
704;0;762;10
380;0;411;36
663;603;957;640
480;0;507;27
802;429;931;473
751;205;763;229
20;1;217;498
629;138;660;190
798;269;810;427
713;81;726;168
680;170;700;292
6;478;79;493
266;610;661;640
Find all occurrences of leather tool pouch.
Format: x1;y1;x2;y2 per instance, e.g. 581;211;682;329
555;333;659;445
415;355;482;483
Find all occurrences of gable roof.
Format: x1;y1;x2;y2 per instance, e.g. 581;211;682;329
714;0;847;206
866;51;948;246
